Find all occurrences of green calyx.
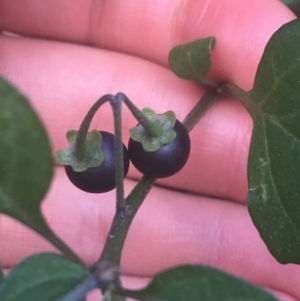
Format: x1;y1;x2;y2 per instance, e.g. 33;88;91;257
55;130;104;172
129;108;177;152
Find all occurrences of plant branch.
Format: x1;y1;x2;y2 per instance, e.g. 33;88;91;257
110;94;126;212
223;82;254;116
98;176;156;265
183;86;222;133
93;83;228;289
56;275;99;301
95;85;225;268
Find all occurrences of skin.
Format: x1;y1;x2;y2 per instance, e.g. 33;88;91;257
0;0;298;300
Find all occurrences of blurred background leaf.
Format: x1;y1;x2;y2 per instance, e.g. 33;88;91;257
122;265;279;301
280;0;300;16
0;253;90;301
0;77;83;265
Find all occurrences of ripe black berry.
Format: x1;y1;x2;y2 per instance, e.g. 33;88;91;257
128;120;190;178
65;131;130;193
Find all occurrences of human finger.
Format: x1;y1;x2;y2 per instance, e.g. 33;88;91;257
0;0;294;89
0;35;251;202
1;168;300;298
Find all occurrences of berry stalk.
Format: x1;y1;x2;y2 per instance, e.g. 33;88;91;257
74;94;112;159
117;92;164;137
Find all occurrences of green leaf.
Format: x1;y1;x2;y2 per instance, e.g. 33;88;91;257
168;38;216;86
245;18;300;263
0;264;4;283
0;77;53;230
55;129;104;172
280;0;300;16
280;0;299;7
0;253;90;301
122;265;278;301
0;78;83;265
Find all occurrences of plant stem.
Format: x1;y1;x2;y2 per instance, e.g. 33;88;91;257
119;92;163;137
223;82;254;116
57;275;99;301
93;85;225;291
96;86;224;267
183;87;221;133
99;176;156;265
75;94;112;159
110;94;126;213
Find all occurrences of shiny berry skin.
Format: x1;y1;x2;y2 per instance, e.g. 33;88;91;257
128;120;190;178
65;131;130;193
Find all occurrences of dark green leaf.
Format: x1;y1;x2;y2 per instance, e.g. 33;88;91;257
280;0;298;5
0;77;53;227
245;18;300;263
122;265;278;301
0;253;90;301
168;38;216;86
0;78;82;265
280;0;300;16
0;264;3;283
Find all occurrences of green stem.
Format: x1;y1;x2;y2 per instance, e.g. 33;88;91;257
99;176;156;265
183;87;221;133
93;84;226;290
120;93;163;137
96;86;224;267
57;275;98;301
223;82;254;116
110;94;126;213
75;94;112;159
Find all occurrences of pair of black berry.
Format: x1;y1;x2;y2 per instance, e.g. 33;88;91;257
65;120;190;193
